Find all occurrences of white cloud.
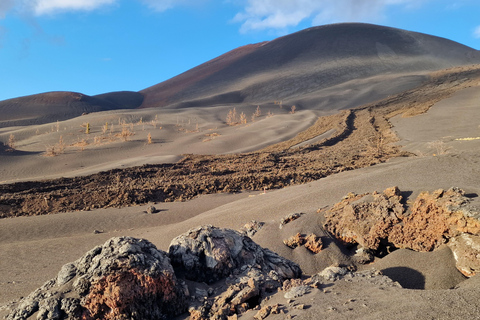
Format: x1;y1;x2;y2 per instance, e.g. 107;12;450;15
474;25;480;39
139;0;208;12
233;0;426;33
33;0;117;15
0;0;207;18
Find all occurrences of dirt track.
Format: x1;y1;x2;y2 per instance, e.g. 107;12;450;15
1;65;480;218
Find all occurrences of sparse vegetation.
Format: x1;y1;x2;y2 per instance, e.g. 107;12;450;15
203;132;221;142
226;108;239;126
119;125;134;141
240;112;247;124
102;122;109;134
290;105;296;114
251;106;262;122
57;136;66;154
428;140;450;155
44;145;57;157
147;132;152;144
6;134;15;151
72;138;89;151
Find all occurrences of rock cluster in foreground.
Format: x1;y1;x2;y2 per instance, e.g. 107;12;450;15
7;237;188;320
323;187;480;276
7;226;302;320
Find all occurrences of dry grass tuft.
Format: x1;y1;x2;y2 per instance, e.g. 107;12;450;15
203;132;220;142
118;125;134;141
428;140;450;155
6;134;15;151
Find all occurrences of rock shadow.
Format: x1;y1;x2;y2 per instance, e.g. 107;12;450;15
381;267;425;289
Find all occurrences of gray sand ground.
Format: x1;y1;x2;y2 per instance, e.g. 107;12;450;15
1;85;480;319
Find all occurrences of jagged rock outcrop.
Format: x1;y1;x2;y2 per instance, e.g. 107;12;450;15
304;234;323;253
323;187;404;250
283;233;306;249
283;233;323;253
170;226;302;320
189;266;289;320
389;188;478;251
7;237;188;320
279;213;304;229
168;225;302;284
323;187;480;276
240;220;265;237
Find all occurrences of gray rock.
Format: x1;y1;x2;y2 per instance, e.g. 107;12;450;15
284;286;310;299
7;237;188;320
447;233;480;277
318;266;349;281
146;205;157;214
168;225;302;283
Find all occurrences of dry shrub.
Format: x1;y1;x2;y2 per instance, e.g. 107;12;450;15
240;112;247;124
428;140;450;155
6;134;15;151
72;138;89;151
57;136;66;154
366;136;386;158
290;105;296;114
102;123;109;134
44;145;57;157
226;108;239;126
203;132;220;142
118;126;134;141
147;133;152;144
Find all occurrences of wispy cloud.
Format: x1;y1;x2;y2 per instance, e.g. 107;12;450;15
33;0;117;15
139;0;209;12
474;25;480;39
0;0;208;18
0;0;117;17
233;0;425;33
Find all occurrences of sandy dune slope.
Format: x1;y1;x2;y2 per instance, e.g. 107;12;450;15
2;23;480;319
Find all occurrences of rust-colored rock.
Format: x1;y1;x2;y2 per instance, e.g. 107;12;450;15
389;188;477;252
304;233;323;253
323;186;480;276
323;187;404;250
279;213;305;228
283;233;323;253
254;305;272;320
6;237;188;320
283;233;306;249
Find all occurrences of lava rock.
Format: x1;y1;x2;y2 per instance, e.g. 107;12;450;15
7;237;188;320
168;225;302;284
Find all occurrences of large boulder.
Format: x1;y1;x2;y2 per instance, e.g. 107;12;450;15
323;187;480;277
323;187;404;251
389;188;477;251
168;225;302;283
7;237;188;320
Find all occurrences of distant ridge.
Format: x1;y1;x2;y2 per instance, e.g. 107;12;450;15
2;23;480;126
140;23;480;109
0;91;143;127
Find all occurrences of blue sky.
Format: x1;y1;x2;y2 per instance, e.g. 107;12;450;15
0;0;479;102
